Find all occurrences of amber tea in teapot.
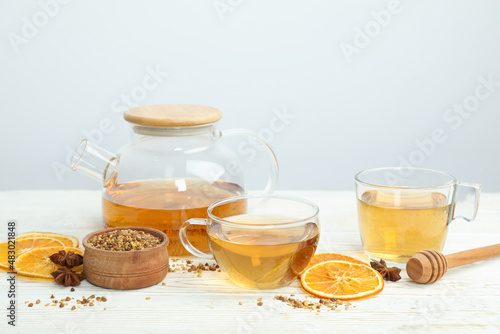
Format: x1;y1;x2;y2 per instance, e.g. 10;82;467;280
103;176;245;256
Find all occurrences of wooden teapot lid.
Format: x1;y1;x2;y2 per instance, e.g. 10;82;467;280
124;104;222;127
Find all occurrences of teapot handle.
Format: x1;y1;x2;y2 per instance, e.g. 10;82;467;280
220;129;279;194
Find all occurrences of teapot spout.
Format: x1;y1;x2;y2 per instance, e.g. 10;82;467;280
71;139;119;185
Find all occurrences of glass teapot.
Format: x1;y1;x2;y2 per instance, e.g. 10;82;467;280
71;104;279;256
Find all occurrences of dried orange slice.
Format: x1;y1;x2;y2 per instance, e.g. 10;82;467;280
300;260;384;300
17;232;79;248
306;253;368;270
0;237;65;271
0;242;15;270
15;247;84;279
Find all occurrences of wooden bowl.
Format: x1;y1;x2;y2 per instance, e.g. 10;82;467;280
82;226;169;290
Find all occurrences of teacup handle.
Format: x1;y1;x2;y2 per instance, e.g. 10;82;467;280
179;218;213;259
220;129;279;194
452;182;482;223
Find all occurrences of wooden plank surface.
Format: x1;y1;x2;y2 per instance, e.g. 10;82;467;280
1;190;499;333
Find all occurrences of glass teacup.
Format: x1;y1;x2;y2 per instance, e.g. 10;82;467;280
179;194;320;289
355;167;481;265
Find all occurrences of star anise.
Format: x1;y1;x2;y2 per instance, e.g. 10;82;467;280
49;250;83;268
370;259;402;282
50;268;85;286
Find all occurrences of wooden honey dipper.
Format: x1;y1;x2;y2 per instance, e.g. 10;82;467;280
406;244;500;284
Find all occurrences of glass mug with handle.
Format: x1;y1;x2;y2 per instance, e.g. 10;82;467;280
355;167;481;265
179;194;320;289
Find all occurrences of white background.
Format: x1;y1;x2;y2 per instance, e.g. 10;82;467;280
1;0;499;191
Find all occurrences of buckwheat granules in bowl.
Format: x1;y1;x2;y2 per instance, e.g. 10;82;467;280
88;229;162;251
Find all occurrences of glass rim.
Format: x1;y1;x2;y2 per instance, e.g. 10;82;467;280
354;167;457;189
207;194;319;227
71;139;87;171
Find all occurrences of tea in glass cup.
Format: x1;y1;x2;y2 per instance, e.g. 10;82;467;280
355;168;481;265
179;195;320;289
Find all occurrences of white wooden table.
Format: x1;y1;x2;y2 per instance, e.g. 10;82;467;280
1;190;499;333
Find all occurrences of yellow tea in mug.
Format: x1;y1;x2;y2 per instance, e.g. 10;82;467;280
357;190;452;263
208;214;319;289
